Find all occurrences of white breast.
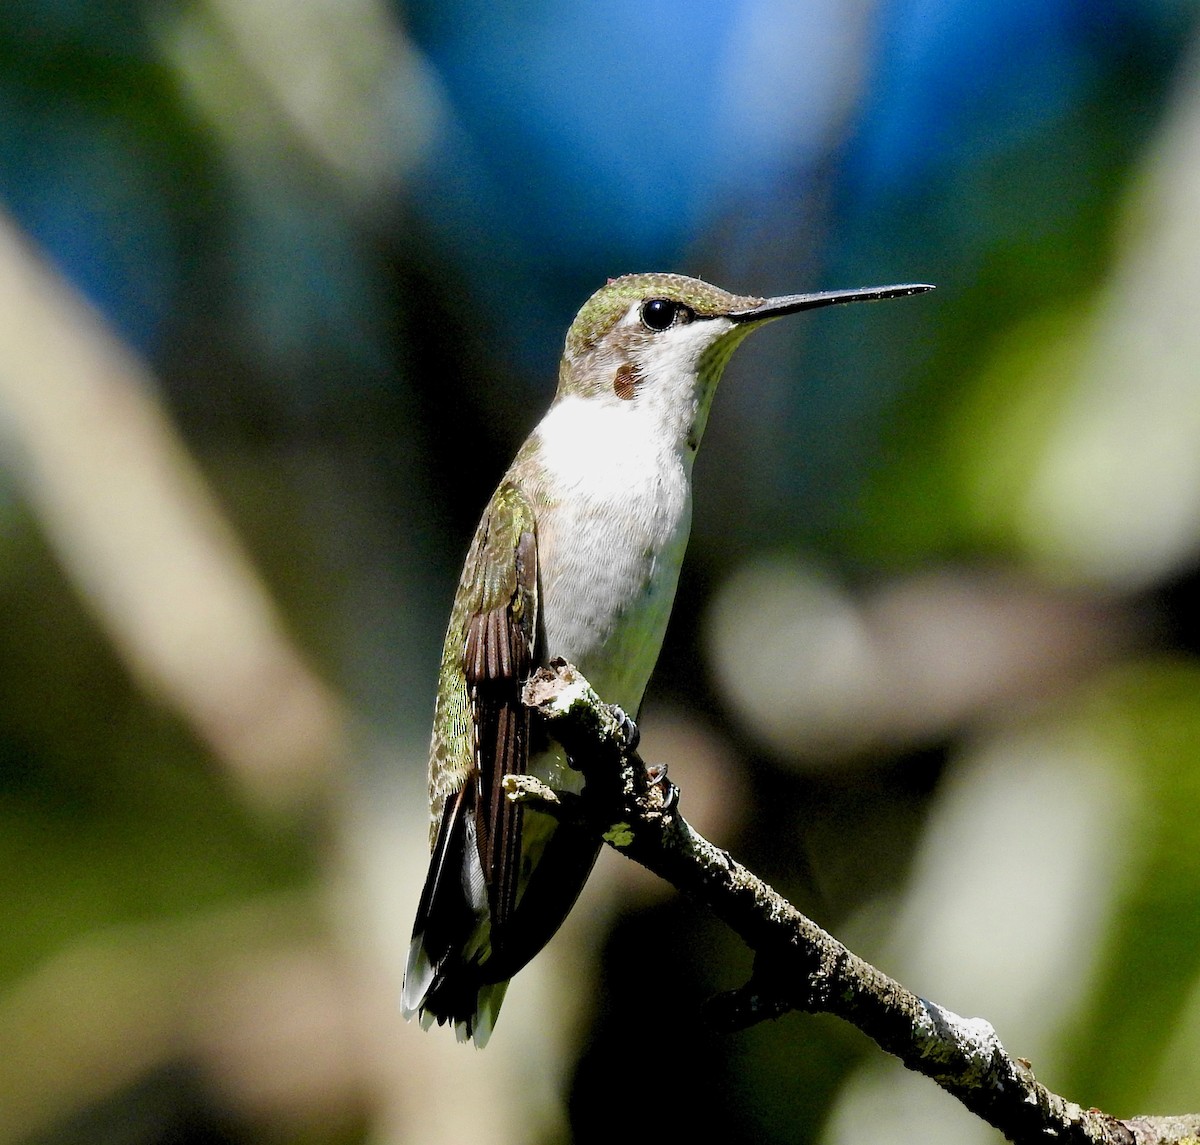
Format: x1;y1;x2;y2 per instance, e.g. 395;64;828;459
528;393;694;713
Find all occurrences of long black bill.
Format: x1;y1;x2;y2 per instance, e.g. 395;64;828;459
728;282;934;323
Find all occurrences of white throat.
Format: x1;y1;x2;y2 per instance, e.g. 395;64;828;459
527;392;695;710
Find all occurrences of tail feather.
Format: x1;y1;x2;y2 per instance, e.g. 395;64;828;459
400;929;437;1021
403;918;509;1048
403;782;599;1046
403;786;503;1047
416;970;508;1047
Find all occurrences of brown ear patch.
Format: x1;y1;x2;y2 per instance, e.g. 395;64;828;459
613;362;642;401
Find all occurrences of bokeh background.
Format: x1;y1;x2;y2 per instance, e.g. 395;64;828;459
4;1;1200;1142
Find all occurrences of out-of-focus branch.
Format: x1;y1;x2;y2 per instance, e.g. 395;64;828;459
0;209;345;808
520;659;1200;1145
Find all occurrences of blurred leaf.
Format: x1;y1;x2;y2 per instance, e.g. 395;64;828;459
1060;657;1200;1113
0;521;314;988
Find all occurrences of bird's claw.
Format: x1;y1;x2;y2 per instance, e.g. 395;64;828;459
609;705;641;752
644;761;678;810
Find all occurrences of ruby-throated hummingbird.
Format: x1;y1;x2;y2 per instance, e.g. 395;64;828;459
403;272;932;1045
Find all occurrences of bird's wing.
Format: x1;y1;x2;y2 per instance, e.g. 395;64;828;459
412;482;538;987
459;483;538;942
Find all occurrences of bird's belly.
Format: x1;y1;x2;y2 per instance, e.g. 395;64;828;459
535;491;691;716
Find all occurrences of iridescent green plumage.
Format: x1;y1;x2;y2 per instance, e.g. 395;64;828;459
564;273;764;363
427;482;538;832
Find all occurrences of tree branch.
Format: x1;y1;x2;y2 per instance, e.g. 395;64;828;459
519;660;1200;1145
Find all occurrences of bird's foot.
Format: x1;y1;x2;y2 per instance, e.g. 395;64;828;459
643;761;678;810
609;705;641;753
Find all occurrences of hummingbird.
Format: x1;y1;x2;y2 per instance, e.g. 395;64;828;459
402;272;932;1045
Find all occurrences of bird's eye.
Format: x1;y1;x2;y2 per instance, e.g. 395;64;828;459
640;298;693;331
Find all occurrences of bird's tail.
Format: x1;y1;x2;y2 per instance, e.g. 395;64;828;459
403;945;508;1047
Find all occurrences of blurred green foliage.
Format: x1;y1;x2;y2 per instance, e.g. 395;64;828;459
1063;659;1200;1112
0;515;316;988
